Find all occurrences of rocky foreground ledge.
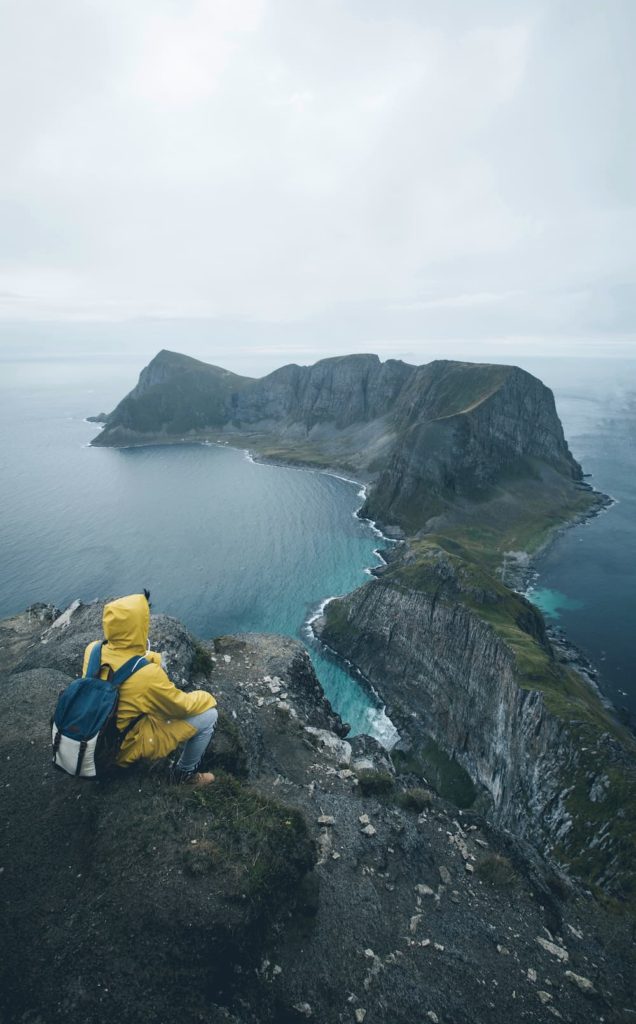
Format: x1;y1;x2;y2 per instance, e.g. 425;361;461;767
1;602;634;1024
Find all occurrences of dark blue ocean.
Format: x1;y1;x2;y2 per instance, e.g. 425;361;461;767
521;358;636;721
0;352;634;729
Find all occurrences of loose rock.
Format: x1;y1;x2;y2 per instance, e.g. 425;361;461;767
536;937;569;962
293;1003;313;1017
564;970;596;995
415;884;435;897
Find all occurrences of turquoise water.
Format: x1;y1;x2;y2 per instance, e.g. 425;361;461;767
526;588;584;620
0;357;397;744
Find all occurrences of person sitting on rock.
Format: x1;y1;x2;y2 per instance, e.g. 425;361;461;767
83;591;217;787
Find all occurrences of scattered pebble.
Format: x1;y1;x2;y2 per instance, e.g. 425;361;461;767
361;824;377;837
415;884;435;897
317;815;335;826
293;1003;312;1017
527;968;537;982
359;814;370;825
538;991;553;1005
354;1010;366;1023
439;866;451;885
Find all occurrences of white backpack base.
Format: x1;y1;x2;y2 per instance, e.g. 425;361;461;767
52;725;98;778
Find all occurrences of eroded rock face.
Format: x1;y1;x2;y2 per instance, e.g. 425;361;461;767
1;601;633;1024
362;364;582;528
317;563;636;900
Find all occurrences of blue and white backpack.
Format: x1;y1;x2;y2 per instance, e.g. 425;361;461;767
51;641;148;778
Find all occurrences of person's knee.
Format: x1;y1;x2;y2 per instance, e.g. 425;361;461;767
204;707;218;734
189;706;218;735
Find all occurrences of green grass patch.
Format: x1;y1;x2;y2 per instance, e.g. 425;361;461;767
179;772;315;905
397;787;434;813
392;740;477;809
190;643;214;677
204;711;248;778
356;769;395;797
476;853;518;888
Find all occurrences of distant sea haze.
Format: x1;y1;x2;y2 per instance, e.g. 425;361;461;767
0;352;634;725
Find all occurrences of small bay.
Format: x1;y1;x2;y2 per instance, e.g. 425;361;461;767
0;357;396;743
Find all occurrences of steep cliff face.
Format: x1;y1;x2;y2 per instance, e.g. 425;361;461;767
318;551;636;901
231;353;413;430
362;363;583;530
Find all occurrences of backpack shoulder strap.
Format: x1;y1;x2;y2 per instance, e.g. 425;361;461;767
111;656;150;688
87;640;104;678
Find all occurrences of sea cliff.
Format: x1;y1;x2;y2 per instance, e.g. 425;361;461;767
317;547;636;901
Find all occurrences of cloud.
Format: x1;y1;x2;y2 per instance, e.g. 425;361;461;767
0;0;633;357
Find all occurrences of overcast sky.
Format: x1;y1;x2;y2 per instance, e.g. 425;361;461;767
0;0;634;373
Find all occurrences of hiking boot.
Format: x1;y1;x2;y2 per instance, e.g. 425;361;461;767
169;764;215;787
186;771;215;788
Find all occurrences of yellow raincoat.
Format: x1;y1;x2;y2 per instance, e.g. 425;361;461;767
83;593;216;766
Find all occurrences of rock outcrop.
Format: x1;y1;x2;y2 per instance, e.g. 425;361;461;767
2;600;634;1024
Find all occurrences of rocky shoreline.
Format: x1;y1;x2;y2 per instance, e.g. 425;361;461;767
499;487;623;725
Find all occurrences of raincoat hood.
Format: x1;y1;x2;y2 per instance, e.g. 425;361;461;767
103;594;149;653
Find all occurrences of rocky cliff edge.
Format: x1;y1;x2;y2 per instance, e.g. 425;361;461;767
1;600;634;1024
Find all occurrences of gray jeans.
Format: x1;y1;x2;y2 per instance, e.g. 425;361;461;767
176;707;218;772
